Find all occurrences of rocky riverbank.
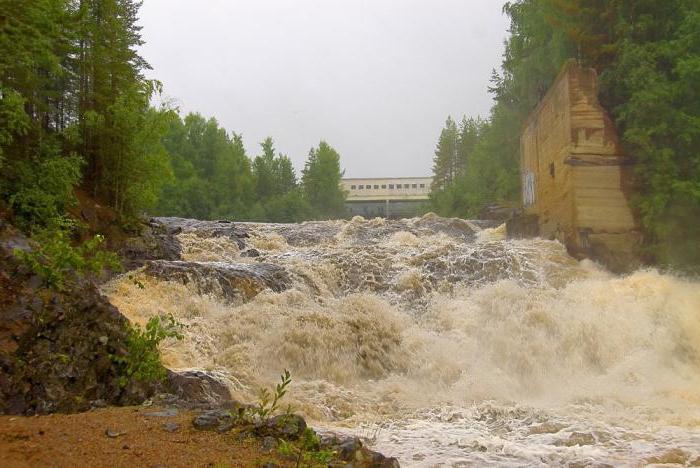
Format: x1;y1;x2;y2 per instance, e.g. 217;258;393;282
0;214;400;466
0;404;399;467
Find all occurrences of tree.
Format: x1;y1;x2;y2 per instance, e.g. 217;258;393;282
431;116;459;192
301;141;346;219
154;112;255;220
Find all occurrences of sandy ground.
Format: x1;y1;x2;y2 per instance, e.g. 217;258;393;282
0;406;294;467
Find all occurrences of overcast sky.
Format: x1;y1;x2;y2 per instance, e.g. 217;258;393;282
138;0;510;178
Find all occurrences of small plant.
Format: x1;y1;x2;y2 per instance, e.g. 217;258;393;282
112;314;185;387
13;226;121;290
253;369;292;421
278;428;335;467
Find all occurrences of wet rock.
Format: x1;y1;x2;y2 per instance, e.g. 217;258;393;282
325;436;401;468
645;448;689;465
528;422;566;435
167;369;234;408
255;414;307;440
192;409;235;432
241;248;260;258
162;422;180;433
0;220;162;415
555;432;596;447
118;218;183;270
261;436;278;452
144;260;291;303
153;217;249;248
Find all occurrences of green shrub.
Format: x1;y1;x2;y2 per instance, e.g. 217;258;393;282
14;226;121;290
278;428;335;466
254;369;292;421
7;147;83;231
113;314;185;387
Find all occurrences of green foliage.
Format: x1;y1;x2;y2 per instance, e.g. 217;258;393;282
302;141;347;219
277;428;335;467
154;120;346;223
431;0;700;270
13;226;121;290
254;369;292;421
154;113;256;221
1;0;173;224
113;314;185;387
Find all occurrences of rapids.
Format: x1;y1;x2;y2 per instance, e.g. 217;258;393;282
103;214;700;466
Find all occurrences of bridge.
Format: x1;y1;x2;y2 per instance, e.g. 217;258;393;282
341;177;432;218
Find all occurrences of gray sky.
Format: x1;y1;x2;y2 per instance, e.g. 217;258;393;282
138;0;509;178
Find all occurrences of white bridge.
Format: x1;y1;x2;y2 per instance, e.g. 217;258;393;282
341;177;432;218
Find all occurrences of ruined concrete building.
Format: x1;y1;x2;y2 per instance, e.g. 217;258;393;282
508;60;640;271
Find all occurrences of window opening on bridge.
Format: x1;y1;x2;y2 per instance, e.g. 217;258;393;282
389;184;394;189
351;185;356;189
420;184;425;188
358;185;364;189
374;185;379;189
367;185;371;189
381;184;386;189
404;184;410;188
412;184;417;188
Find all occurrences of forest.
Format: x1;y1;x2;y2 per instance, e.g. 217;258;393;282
0;0;347;240
2;0;699;271
430;0;700;270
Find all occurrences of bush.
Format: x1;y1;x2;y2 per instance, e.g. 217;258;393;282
6;146;83;231
113;314;185;387
14;225;121;290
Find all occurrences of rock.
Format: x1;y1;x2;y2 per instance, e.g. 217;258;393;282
162;422;180;433
117;218;183;270
506;213;540;239
646;448;689;465
261;436;278;452
144;408;179;417
528;422;565;435
255;414;307;440
105;429;126;438
150;393;179;406
324;436;400;468
241;248;260;258
0;220;163;415
192;409;235;432
144;260;291;303
167;369;234;408
555;432;596;447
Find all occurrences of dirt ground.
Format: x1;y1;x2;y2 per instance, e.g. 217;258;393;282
0;406;293;467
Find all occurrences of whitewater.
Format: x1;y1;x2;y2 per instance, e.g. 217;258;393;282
103;214;700;466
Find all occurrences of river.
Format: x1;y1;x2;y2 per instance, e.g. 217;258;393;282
103;214;700;467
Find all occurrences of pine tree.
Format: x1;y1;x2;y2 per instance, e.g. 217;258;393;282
431;116;459;192
301;141;346;219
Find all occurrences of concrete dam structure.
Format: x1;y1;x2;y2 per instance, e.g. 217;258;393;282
341;177;432;218
509;60;640;271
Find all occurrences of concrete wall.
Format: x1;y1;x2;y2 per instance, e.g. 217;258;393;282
517;60;640;271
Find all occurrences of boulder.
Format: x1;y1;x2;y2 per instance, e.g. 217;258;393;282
144;260;291;303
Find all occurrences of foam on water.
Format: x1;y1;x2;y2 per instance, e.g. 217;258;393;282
103;216;700;466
